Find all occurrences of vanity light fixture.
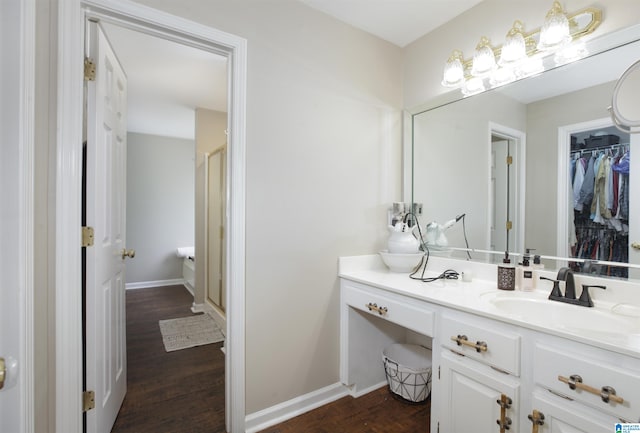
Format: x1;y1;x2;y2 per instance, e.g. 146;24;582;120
537;1;572;51
498;21;527;66
470;36;497;77
441;2;602;96
441;50;465;87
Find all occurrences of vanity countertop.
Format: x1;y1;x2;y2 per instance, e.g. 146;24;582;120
339;254;640;358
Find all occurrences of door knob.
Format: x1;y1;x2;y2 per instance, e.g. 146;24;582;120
121;248;136;259
632;242;640;251
0;357;5;390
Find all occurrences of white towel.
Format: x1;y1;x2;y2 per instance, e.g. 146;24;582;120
176;247;195;258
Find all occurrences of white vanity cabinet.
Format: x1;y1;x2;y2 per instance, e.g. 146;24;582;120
439;351;520;433
436;311;522;433
526;336;640;432
340;279;435;396
527;392;615;433
338;262;640;433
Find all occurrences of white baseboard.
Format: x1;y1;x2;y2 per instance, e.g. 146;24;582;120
191;302;206;313
245;382;350;433
351;380;387;398
183;280;194;296
125;278;185;290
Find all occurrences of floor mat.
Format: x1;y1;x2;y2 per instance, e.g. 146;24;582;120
158;314;224;352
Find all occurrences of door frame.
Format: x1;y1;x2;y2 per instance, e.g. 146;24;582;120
488;122;526;255
556;117;612;258
55;1;247;432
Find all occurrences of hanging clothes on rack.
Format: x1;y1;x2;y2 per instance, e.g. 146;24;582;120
570;141;630;278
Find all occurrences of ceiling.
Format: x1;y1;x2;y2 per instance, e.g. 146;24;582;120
298;0;483;47
100;2;482;140
101;22;227;140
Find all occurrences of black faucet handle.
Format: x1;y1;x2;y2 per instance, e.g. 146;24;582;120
578;284;606;307
541;277;563;300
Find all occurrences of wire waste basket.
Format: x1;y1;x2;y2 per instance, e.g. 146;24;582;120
382;343;432;403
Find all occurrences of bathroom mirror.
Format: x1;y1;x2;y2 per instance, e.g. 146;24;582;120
411;24;640;275
610;59;640;133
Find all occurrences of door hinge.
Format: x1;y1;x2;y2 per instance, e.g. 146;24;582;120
84;58;96;81
83;390;95;412
438;365;440;380
506;155;513;165
437;421;440;433
506;220;513;231
82;226;95;247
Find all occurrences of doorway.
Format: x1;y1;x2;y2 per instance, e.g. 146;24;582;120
56;2;247;432
558;118;635;278
489;123;526;262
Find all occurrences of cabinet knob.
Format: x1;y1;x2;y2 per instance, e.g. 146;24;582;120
365;302;388;316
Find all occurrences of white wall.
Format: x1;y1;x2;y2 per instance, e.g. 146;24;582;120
126;132;195;285
132;0;403;414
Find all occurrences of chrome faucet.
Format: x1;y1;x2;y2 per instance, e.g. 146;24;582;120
541;267;606;308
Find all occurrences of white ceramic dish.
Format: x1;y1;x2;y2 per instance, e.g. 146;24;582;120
379;250;424;272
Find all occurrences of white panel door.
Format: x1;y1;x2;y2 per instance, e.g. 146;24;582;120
439;351;520;433
1;0;30;430
85;21;128;433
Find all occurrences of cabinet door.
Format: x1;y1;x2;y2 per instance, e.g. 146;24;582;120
439;351;520;433
529;393;613;433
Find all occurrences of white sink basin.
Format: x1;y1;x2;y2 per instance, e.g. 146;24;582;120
481;291;640;335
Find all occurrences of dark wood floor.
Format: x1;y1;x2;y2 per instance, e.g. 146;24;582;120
111;285;225;433
112;285;429;433
259;387;430;433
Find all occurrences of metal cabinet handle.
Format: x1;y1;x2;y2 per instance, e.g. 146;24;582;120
365;303;387;316
450;334;488;352
0;357;5;390
121;248;136;259
558;375;624;404
496;394;512;432
528;410;545;433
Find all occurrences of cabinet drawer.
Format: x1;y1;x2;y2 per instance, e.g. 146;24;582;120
342;283;434;336
440;313;521;375
534;343;640;422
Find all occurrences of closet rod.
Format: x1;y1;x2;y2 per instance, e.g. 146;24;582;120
571;142;629;155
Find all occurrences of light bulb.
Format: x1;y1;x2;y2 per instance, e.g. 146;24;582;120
471;37;496;77
441;50;465;87
538;1;571;51
499;21;527;66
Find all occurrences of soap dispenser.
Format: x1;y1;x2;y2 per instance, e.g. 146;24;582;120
531;253;544;289
497;251;515;291
518;249;534;292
